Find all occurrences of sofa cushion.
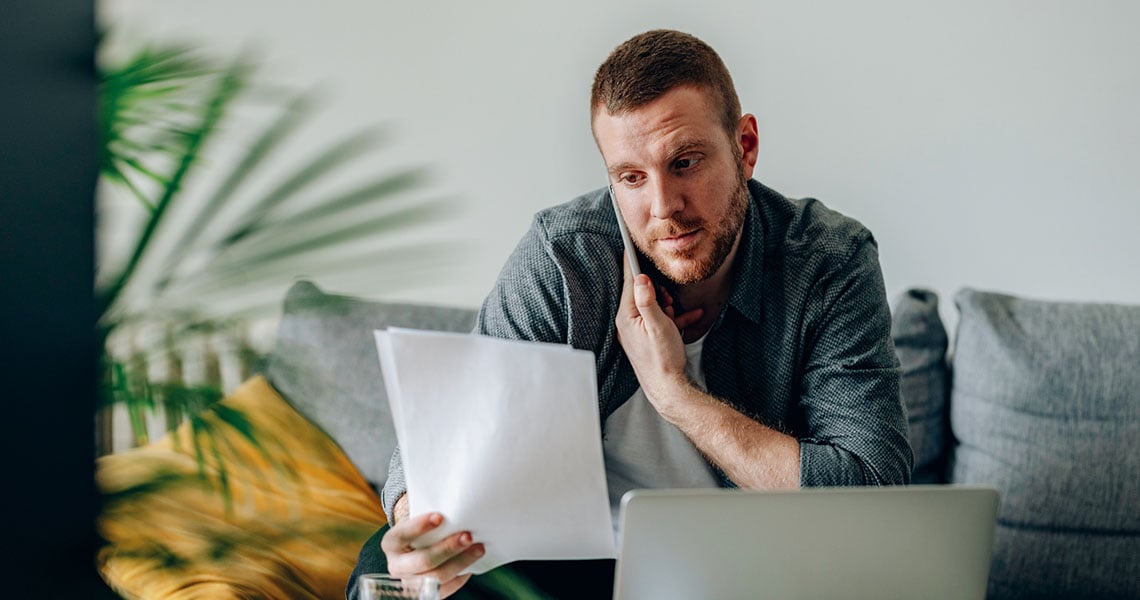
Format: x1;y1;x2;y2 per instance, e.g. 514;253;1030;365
264;280;478;489
949;288;1140;599
891;288;950;483
97;375;386;599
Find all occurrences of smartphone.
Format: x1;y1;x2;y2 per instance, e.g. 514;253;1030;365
608;185;643;277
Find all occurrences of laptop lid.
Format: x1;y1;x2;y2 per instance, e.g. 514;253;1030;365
612;485;999;600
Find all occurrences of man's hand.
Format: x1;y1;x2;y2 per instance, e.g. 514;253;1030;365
614;254;802;489
380;494;484;598
614;253;702;409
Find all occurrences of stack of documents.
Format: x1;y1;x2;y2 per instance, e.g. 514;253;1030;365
374;328;616;574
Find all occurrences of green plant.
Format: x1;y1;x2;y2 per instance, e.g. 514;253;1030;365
95;40;554;600
97;43;456;452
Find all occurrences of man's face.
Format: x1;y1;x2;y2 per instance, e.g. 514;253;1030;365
593;85;757;286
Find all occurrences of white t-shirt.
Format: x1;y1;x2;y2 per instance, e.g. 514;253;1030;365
602;333;720;543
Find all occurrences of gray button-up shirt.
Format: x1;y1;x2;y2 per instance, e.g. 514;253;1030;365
382;179;912;521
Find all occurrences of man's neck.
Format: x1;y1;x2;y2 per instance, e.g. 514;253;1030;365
674;231;742;343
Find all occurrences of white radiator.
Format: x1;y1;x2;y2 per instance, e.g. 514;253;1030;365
97;317;278;455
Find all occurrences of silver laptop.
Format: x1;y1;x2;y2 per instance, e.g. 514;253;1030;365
613;485;999;600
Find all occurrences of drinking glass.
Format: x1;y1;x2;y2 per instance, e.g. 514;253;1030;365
357;573;440;600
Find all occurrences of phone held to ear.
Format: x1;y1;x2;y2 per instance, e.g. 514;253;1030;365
608;185;643;278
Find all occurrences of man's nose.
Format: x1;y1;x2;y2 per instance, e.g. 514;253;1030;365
648;177;684;220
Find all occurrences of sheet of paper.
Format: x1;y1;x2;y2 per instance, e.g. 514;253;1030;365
374;328;616;574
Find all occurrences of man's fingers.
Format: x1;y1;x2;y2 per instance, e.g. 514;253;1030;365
428;543;485;592
440;573;474;598
379;513;484;599
388;530;478;576
673;308;704;331
381;512;444;553
659;285;676;320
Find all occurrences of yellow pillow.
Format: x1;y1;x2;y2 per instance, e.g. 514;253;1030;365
97;375;386;600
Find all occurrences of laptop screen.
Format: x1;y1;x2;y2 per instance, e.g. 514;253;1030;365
612;485;998;600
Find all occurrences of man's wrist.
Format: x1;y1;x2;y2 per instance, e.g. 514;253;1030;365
646;371;698;420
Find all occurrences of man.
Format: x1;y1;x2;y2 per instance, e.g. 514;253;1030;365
349;29;911;599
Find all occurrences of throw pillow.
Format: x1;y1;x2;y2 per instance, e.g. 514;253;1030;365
949;288;1140;599
890;288;951;483
97;375;386;600
265;280;478;490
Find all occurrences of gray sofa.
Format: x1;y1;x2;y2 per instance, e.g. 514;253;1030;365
266;280;1139;599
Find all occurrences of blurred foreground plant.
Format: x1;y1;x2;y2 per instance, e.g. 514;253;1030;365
95;40;554;600
96;41;455;476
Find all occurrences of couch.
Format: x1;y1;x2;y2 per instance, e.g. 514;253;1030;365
96;279;1139;599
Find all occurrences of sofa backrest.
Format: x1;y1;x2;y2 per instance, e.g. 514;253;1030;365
264;280;477;492
947;288;1139;599
893;286;1139;598
890;288;951;484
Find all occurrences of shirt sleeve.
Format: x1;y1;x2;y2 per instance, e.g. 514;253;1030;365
474;214;568;342
379;216;569;522
798;239;913;486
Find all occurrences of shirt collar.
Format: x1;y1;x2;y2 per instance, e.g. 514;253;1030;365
724;179;767;324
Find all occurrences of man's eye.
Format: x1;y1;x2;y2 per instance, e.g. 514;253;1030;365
621;173;642;185
674;157;699;170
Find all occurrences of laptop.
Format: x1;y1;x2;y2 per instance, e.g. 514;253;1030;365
612;485;999;600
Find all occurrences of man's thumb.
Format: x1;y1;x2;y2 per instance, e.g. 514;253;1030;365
633;274;656;309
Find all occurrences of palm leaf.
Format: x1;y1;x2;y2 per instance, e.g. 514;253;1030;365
214;197;452;273
154;92;318;290
245;167;428;238
98;54;250;322
210;403;300;483
217;127;388;248
98;46;212;183
156;237;462;311
469;568;555;600
100;468;202;508
98;42;462;327
101;167;155;211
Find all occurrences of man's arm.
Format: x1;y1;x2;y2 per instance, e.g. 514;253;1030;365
616;260;800;489
641;378;801;488
616;241;911;488
794;240;912;486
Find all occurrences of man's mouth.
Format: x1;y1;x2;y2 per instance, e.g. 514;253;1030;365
657;229;702;251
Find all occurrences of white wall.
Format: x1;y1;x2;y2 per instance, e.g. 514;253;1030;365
99;0;1140;336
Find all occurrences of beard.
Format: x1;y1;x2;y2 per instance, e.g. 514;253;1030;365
639;171;749;286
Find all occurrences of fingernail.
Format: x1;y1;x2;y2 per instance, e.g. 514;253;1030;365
429;513;443;526
473;544;485;558
459;532;472;546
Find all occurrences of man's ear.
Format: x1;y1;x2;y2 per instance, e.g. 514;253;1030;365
738;114;759;178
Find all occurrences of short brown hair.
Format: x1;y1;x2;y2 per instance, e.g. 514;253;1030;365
591;29;741;138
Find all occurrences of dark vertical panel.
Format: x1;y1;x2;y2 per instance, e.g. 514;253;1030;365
0;1;114;596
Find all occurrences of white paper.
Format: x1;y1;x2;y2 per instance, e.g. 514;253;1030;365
374;328;616;574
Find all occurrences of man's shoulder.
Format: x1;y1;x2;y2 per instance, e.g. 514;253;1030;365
532;187;619;241
750;180;875;261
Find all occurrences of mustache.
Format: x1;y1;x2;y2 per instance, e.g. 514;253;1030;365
648;216;704;239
